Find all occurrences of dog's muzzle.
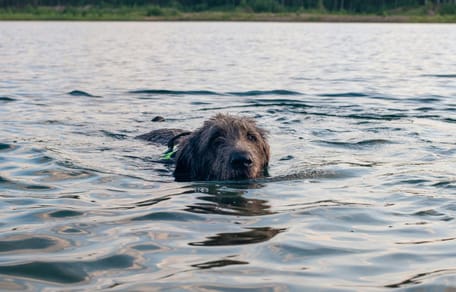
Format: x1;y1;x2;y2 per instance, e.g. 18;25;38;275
230;150;253;170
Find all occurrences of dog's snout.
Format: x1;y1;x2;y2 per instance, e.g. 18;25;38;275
230;151;253;169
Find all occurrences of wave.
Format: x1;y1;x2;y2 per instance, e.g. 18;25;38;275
422;74;456;78
129;89;303;96
317;139;394;149
247;98;312;109
0;254;134;284
345;113;407;120
67;90;101;98
406;96;442;103
100;130;129;140
0;96;16;102
228;90;302;96
0;175;54;191
129;89;221;96
0;143;18;151
318;92;369;97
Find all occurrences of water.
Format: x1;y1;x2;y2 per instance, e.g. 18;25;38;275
0;22;455;290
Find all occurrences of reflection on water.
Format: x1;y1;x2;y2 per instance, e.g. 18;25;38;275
184;183;283;246
190;227;285;246
191;258;249;269
186;183;273;216
0;22;455;290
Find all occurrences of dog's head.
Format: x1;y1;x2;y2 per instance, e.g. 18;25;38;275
174;114;270;181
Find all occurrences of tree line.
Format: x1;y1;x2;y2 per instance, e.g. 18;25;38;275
1;0;455;14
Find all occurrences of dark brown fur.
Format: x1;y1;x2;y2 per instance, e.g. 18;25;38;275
136;128;188;145
174;114;270;181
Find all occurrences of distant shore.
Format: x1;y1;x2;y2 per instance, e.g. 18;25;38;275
1;7;455;22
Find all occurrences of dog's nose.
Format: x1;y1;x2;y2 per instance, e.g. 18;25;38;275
230;151;253;169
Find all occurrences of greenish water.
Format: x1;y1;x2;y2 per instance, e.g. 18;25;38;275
0;22;455;290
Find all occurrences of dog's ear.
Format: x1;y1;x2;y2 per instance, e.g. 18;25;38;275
167;131;192;150
263;142;271;164
173;137;194;182
257;126;270;166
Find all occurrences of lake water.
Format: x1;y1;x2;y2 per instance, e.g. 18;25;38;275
0;21;455;290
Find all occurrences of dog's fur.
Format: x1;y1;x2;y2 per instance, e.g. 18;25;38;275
174;114;270;181
138;114;270;181
136;128;188;145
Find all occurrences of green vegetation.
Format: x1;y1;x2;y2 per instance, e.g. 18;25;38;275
0;0;455;21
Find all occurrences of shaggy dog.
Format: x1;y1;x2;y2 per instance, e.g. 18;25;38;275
137;114;270;182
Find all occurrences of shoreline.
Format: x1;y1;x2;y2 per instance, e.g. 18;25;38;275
1;9;455;23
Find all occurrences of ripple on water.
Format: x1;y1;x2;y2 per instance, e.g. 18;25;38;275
407;96;442;103
47;209;84;218
130;89;221;96
0;176;54;192
0;143;18;152
0;145;99;193
100;130;129;140
268;241;361;260
0;254;135;284
0;96;17;102
316;139;394;150
248;98;312;109
385;269;456;289
67;90;101;98
0;235;69;253
130;243;163;252
15;168;94;183
128;89;303;97
228;90;302;96
346;113;408;121
432;181;456;189
131;211;205;222
318;92;369;98
422;74;456;78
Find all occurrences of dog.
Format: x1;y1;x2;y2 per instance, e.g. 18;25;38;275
137;113;270;181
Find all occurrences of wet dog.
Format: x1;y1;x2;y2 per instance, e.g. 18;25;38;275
137;114;270;181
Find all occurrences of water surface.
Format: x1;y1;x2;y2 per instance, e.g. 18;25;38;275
0;22;455;290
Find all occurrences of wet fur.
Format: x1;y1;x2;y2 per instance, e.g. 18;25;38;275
174;114;270;181
136;128;188;145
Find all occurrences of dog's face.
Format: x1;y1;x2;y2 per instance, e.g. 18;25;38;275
174;114;270;181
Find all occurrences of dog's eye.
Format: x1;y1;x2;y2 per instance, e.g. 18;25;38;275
214;137;223;145
247;133;257;142
210;135;224;147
